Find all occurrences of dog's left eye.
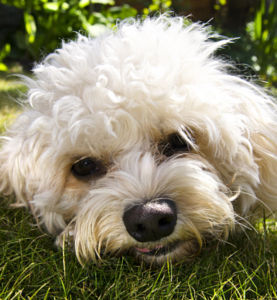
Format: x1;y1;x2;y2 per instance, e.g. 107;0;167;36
71;157;106;179
161;133;192;157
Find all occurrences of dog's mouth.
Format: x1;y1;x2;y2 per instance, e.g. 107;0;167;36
128;238;201;264
134;240;181;257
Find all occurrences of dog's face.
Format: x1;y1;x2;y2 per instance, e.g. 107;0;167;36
1;17;276;265
69;111;236;264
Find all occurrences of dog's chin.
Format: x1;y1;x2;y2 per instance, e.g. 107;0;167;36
128;239;199;265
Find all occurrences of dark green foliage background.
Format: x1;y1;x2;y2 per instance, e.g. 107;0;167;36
0;0;276;85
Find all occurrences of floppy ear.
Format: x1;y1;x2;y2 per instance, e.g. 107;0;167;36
0;141;14;199
251;131;277;211
0;110;50;207
0;138;24;204
244;87;277;212
0;112;35;206
0;110;71;233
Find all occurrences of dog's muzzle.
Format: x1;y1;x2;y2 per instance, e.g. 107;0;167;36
122;198;177;242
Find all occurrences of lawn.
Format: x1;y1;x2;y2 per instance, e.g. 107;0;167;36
0;74;276;299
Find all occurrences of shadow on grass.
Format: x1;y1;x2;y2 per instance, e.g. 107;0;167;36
0;72;27;133
0;90;23;110
0;73;27;109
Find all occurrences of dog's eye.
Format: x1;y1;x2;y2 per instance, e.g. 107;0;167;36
162;133;191;157
71;157;106;179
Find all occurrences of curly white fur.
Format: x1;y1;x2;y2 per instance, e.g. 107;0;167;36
1;16;276;264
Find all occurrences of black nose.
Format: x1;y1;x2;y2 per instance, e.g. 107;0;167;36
123;198;177;242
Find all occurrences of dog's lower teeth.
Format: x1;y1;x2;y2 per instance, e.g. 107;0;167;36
135;245;163;254
135;242;179;256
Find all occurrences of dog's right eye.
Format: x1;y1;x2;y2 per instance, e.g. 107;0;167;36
71;157;106;179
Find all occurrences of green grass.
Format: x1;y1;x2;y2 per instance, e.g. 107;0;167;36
0;74;277;299
1;200;276;299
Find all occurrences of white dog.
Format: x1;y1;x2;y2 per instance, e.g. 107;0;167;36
0;16;276;265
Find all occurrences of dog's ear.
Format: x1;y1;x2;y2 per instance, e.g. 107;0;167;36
251;131;277;210
0;137;16;198
0;111;47;206
243;88;277;211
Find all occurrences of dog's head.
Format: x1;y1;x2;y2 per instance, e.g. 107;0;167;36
1;16;276;264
